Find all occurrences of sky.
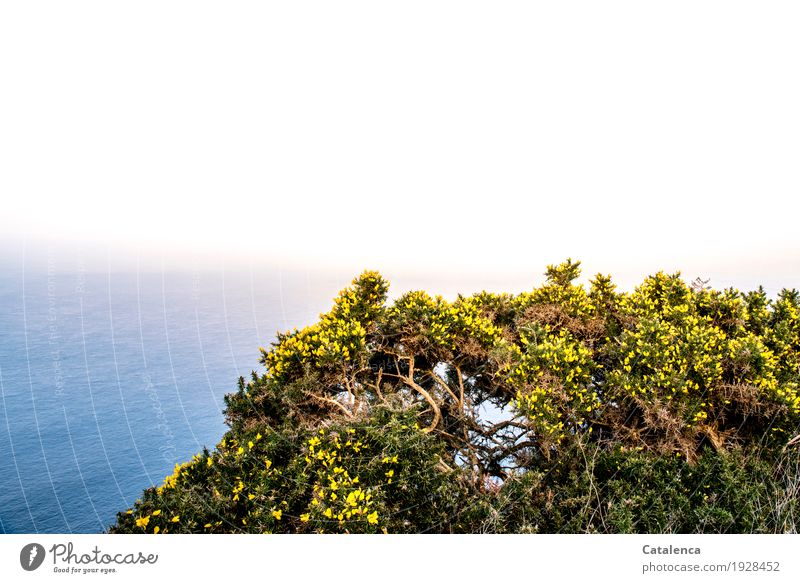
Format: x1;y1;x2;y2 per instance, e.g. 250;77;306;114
1;1;798;293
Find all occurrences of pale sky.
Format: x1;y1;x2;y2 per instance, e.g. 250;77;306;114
1;2;798;290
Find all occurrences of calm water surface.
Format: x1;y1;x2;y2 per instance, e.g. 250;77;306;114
0;265;339;533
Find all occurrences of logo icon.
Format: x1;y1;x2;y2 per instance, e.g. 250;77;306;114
20;543;46;571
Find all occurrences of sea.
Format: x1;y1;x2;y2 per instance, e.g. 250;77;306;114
0;263;341;534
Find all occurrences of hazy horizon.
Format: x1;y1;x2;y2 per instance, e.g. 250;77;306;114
2;236;797;303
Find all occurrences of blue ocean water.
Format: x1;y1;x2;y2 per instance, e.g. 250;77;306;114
0;265;339;534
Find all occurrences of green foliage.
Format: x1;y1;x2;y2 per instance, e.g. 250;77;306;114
111;408;466;534
492;443;800;534
111;262;800;534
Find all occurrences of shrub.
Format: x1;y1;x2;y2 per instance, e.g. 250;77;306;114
111;261;800;533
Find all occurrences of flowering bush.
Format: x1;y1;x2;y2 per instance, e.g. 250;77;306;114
112;261;800;533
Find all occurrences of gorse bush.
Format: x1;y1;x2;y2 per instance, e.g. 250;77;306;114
111;261;800;533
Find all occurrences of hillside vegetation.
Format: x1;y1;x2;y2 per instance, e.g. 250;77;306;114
111;261;800;533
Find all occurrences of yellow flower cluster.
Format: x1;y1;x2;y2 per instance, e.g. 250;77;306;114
510;329;596;440
766;293;800;411
302;429;379;528
156;456;201;495
382;454;398;484
262;271;388;380
588;273;617;309
133;508;179;534
612;316;726;400
389;291;503;350
620;272;694;320
727;334;779;391
516;283;596;321
608;280;728;424
608;273;800;422
514;259;596;320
